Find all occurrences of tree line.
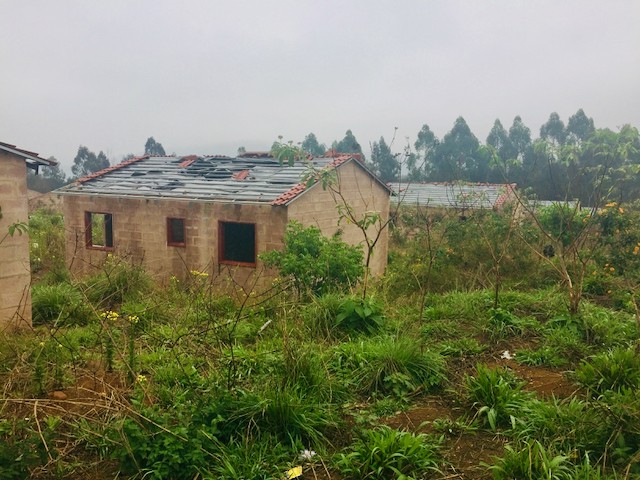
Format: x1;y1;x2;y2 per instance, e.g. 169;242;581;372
27;137;166;193
302;110;640;205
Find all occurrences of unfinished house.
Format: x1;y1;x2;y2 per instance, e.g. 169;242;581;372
58;153;390;289
0;142;56;329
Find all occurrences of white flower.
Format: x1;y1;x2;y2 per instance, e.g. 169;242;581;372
500;350;514;360
299;449;316;461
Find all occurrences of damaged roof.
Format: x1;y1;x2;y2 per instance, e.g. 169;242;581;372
0;141;57;170
392;182;516;209
57;153;383;205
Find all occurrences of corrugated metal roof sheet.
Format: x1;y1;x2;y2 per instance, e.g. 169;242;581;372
392;182;516;209
57;154;358;205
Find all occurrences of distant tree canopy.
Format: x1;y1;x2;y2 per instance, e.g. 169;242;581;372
371;136;399;183
71;146;110;178
332;130;365;159
401;109;640;205
144;137;166;156
301;133;326;157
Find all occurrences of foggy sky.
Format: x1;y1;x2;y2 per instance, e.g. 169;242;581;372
1;0;639;173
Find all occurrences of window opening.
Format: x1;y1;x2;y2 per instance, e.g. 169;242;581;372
219;221;256;265
85;212;113;249
167;218;186;247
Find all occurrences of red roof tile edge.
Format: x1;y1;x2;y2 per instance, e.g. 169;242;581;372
271;155;352;206
494;183;518;208
75;155;151;184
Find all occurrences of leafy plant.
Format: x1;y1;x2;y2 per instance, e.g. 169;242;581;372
334;426;442;479
336;296;385;335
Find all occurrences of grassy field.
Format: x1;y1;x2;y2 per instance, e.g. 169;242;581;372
1;207;639;479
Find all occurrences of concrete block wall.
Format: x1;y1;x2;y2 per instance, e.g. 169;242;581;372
0;154;32;328
62;194;288;290
287;160;391;277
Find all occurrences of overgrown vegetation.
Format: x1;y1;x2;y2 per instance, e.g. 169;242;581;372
2;204;640;479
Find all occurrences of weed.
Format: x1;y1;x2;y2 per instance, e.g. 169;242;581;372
333;337;445;398
466;364;532;431
219;388;339;447
485;307;538;341
31;283;91;326
300;293;344;339
575;347;640;394
516;345;567;367
486;440;572;480
334;426;442;479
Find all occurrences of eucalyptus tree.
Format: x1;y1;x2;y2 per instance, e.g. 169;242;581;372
371;136;399;183
332;129;365;159
408;124;438;181
71;146;110;178
431;117;482;181
301;132;326;157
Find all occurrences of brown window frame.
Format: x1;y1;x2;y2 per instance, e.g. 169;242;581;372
167;217;186;247
84;211;114;250
218;220;257;267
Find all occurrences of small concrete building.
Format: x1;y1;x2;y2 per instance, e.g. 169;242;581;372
58;152;390;289
0;142;56;329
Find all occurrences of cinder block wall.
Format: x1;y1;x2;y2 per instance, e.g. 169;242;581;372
286;160;390;277
61;194;288;290
0;154;32;328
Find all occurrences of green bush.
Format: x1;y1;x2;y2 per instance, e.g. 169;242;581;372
334;426;442;480
28;208;65;275
261;221;364;297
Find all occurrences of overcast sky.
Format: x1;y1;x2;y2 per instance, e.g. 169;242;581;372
2;1;639;173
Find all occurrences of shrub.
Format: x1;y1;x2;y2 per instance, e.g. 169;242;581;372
575;347;640;394
334;426;442;479
261;221;364;297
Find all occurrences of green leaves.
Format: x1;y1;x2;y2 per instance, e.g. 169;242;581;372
260;221;364;297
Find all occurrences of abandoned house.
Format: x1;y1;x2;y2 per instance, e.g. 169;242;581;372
58;152;391;288
0;142;56;329
392;182;517;212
